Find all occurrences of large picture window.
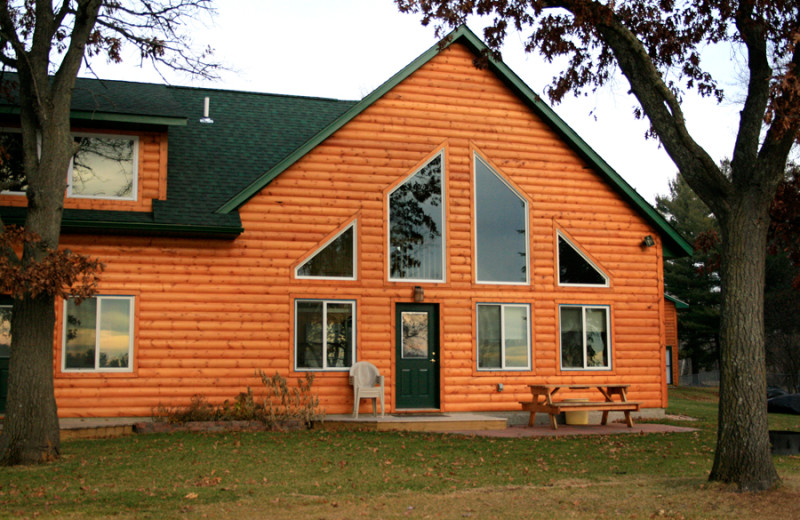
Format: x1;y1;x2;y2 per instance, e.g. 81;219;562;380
560;305;611;370
295;299;355;371
68;133;138;200
475;155;528;284
296;222;356;279
63;296;134;372
477;303;531;370
388;153;444;282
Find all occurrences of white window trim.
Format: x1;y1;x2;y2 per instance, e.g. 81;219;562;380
474;154;530;286
67;132;139;201
62;295;135;373
294;299;356;372
295;221;358;280
559;304;612;371
476;302;532;371
556;231;609;287
387;151;447;283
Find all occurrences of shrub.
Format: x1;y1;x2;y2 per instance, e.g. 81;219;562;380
153;371;325;430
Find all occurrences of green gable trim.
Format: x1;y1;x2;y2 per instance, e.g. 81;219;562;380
665;294;689;309
0;106;186;126
217;25;691;258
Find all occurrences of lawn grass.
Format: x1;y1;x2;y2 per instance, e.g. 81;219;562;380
1;387;799;519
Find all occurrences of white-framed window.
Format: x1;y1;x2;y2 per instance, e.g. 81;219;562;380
474;154;529;284
0;303;11;358
477;303;531;370
68;133;139;200
63;295;134;372
388;152;445;282
1;130;139;200
0;128;27;194
559;305;611;370
557;232;608;286
296;221;357;280
295;299;355;371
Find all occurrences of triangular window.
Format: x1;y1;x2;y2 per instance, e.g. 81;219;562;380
296;222;356;279
557;233;608;286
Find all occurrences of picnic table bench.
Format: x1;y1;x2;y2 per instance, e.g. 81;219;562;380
520;384;641;430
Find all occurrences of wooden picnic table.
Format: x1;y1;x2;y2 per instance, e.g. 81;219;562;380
520;384;641;430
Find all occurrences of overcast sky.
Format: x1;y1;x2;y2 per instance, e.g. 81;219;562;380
82;0;748;204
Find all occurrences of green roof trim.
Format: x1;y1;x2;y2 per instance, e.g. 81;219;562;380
0;106;186;126
665;294;689;309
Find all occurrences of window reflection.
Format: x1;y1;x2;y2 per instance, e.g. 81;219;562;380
389;154;443;281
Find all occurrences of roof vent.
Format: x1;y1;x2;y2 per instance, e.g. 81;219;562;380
199;96;214;124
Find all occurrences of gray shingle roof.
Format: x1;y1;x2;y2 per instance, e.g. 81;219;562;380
0;75;356;237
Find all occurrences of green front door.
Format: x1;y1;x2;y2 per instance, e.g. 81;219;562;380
395;303;440;409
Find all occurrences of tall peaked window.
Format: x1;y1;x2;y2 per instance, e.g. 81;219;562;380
475;155;528;284
389;153;444;281
557;233;608;286
296;222;356;279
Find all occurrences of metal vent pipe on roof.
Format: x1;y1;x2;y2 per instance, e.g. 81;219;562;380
200;96;214;124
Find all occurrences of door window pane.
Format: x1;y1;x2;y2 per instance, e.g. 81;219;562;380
475;156;528;284
389;154;444;281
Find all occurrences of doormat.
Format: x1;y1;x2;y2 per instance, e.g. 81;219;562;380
392;413;448;418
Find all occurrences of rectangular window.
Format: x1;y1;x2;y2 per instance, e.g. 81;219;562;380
0;304;11;358
63;296;134;372
68;133;138;200
0;129;27;194
295;299;355;371
477;303;531;370
560;305;611;370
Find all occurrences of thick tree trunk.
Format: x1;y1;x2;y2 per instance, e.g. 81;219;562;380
0;295;60;464
709;196;779;490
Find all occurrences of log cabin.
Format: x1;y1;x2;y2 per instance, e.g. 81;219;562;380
0;26;691;419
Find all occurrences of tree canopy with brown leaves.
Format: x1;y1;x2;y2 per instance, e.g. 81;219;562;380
397;0;799;491
0;0;217;466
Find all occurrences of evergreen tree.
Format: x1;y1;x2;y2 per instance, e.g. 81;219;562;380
656;175;720;382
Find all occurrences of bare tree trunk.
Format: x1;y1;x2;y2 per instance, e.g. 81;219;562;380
710;195;779;490
0;295;59;464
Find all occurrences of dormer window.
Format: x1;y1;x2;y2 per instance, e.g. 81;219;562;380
68;133;138;200
1;130;138;201
0;129;26;194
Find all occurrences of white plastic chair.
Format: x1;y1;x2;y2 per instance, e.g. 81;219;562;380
349;361;385;418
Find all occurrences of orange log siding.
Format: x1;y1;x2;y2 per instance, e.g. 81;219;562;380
50;43;667;418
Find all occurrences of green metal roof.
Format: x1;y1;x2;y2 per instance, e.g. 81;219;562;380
216;25;692;258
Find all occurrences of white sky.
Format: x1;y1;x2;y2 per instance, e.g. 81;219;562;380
81;0;746;204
